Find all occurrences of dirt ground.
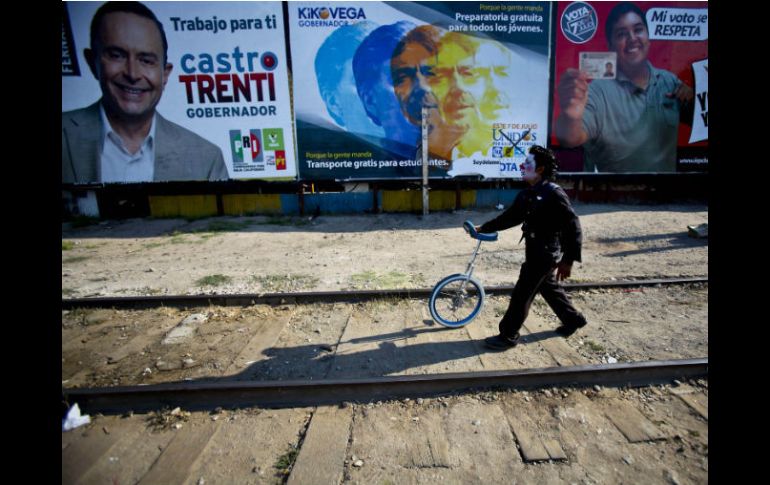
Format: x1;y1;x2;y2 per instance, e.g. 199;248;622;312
61;203;708;484
61;202;708;388
61;283;707;389
62;203;708;297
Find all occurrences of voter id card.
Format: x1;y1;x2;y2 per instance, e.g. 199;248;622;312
579;52;617;79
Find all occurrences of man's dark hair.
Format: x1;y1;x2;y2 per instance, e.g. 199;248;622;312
392;25;440;63
605;2;648;46
90;1;168;64
529;145;559;180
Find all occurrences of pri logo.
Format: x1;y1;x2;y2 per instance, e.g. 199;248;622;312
229;129;263;164
561;2;598;44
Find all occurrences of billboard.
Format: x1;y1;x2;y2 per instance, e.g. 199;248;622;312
289;1;553;180
551;1;708;173
61;1;296;184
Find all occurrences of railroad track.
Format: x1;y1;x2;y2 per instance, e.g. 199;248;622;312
62;276;708;309
64;358;707;415
62;368;709;484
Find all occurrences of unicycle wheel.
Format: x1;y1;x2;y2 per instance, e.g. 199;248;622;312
428;274;485;328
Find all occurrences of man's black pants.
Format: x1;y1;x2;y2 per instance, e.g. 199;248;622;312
499;258;586;339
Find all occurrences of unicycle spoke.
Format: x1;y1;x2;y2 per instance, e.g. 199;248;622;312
430;277;483;326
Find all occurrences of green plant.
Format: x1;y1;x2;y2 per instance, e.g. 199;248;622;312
170;231;188;244
196;274;232;287
161;220;254;245
63;256;89;264
62;241;75;251
274;445;300;477
585;340;605;352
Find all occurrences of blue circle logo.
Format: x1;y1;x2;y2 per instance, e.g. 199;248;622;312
561;2;598;44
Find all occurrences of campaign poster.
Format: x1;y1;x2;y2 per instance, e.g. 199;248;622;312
551;1;708;173
289;1;552;180
62;1;296;184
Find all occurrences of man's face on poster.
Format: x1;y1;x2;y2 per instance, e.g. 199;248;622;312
428;36;511;131
474;40;511;123
608;12;650;72
428;36;481;132
391;34;439;126
369;64;416;136
89;12;172;121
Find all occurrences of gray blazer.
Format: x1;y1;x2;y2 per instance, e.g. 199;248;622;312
62;101;229;184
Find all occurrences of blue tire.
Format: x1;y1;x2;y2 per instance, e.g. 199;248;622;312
429;273;485;328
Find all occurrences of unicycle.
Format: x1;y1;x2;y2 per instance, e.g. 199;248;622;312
429;220;498;327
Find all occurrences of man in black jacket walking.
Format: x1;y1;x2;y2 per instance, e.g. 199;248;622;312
478;145;587;350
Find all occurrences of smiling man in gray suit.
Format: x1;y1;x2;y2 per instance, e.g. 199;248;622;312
62;2;228;184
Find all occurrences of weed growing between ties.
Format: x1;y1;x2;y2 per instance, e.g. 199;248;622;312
585;340;606;352
274;444;300;478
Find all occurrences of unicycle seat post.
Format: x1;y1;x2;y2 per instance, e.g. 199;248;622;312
464;239;483;279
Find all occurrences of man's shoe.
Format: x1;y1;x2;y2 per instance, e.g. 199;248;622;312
555;322;587;338
484;333;520;351
555;316;587;338
555;325;579;337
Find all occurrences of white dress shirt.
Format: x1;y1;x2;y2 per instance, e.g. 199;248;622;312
99;106;156;183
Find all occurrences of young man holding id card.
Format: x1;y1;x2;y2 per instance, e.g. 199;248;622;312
554;2;694;173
